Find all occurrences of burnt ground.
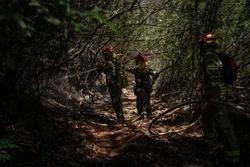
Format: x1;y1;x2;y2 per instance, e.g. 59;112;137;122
1;79;250;167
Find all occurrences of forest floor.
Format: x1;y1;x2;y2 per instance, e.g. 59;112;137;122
1;76;250;167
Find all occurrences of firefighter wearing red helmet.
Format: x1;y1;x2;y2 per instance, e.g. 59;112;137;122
199;32;222;48
97;47;125;122
199;33;240;166
127;53;158;119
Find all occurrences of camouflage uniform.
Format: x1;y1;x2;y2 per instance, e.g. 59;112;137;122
98;60;124;121
201;47;240;163
129;67;156;118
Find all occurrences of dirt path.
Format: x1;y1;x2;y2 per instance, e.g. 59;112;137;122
74;77;249;167
75;78;212;167
5;77;249;167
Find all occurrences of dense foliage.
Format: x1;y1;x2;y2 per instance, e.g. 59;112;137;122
0;0;249;164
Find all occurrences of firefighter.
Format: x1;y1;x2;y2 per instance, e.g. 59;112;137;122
127;53;158;119
97;47;125;122
199;33;240;166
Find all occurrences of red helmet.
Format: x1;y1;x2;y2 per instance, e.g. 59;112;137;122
199;33;222;47
103;47;113;53
102;47;114;60
135;53;148;62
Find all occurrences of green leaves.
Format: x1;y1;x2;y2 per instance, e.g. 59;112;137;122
29;0;49;14
0;150;10;161
57;0;70;15
44;16;61;25
14;14;28;30
0;138;19;150
13;13;35;37
29;0;61;25
0;137;19;161
85;8;121;36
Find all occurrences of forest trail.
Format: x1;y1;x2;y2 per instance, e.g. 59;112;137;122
72;76;208;167
84;82;167;159
66;75;248;167
3;75;249;167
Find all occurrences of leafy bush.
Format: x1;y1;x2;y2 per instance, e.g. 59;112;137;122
0;137;19;161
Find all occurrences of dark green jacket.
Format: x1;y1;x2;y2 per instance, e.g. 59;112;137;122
98;60;121;87
202;48;228;100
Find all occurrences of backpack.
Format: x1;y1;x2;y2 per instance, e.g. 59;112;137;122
218;53;238;84
114;61;128;88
